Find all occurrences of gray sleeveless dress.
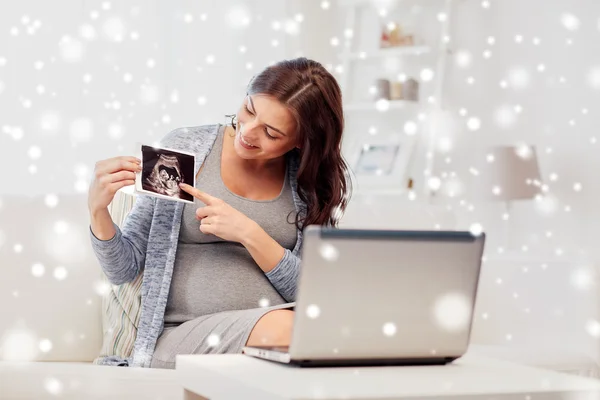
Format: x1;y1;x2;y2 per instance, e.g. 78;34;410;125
150;126;297;369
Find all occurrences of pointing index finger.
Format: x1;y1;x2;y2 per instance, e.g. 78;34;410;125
179;183;217;205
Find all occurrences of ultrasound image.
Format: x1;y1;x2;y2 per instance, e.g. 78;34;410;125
141;145;194;202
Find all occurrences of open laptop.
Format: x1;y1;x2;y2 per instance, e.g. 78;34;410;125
243;226;486;367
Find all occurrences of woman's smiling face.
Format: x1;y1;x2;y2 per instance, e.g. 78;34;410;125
232;94;299;161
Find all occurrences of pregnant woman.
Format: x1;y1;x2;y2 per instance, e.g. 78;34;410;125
88;57;352;369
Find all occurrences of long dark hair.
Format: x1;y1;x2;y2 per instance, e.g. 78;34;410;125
231;58;352;229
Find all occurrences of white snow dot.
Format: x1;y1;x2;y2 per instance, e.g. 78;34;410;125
197;96;207;106
433;293;472;332
375;99;389;112
467;117;481;131
258;298;270;307
573;182;582;192
123;73;133;83
469;223;483;236
32;263;45;277
494;106;517;129
39;339;53;353
40;111;61;133
420;68;434;82
183;13;194;23
587;67;600;89
306;304;321;319
561;13;580;31
28;146;42;160
428;177;442;191
44;377;63;395
94;281;111;296
586;320;600;338
146;59;155;68
205;54;215;64
515;144;532;159
102;17;126;42
382;322;397;337
206;334;220;347
321;1;330;10
226;6;251;28
45;194;59;208
79;24;96;40
508;67;530;89
59;36;85;63
108;123;124;140
330;37;339;47
401;120;418;136
319;243;339;262
54;266;68;281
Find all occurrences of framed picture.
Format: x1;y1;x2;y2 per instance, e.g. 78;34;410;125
346;134;417;193
134;144;196;204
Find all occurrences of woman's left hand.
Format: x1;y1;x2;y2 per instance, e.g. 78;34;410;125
179;183;258;243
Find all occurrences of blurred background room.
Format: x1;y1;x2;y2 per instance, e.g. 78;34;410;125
0;0;599;379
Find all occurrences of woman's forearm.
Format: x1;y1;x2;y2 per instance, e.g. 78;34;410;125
242;222;286;274
90;207;116;241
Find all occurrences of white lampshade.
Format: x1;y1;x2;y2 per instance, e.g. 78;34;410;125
478;145;543;201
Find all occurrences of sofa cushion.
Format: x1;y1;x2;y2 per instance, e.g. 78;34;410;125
93;189;141;363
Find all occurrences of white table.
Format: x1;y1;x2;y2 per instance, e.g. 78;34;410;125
0;361;181;399
176;350;600;400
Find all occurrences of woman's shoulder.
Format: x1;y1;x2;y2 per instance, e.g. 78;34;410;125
159;124;221;150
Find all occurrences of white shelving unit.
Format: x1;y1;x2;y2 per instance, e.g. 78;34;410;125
343;99;419;111
337;0;454;199
340;45;431;61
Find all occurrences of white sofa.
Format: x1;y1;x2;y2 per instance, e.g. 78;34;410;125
0;191;597;398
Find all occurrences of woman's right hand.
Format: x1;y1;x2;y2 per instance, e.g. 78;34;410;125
88;156;142;214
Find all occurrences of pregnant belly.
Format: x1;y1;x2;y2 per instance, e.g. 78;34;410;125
165;242;287;320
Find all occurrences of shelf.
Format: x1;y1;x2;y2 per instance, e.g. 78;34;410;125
343;99;419;111
341;46;431;60
338;0;446;6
